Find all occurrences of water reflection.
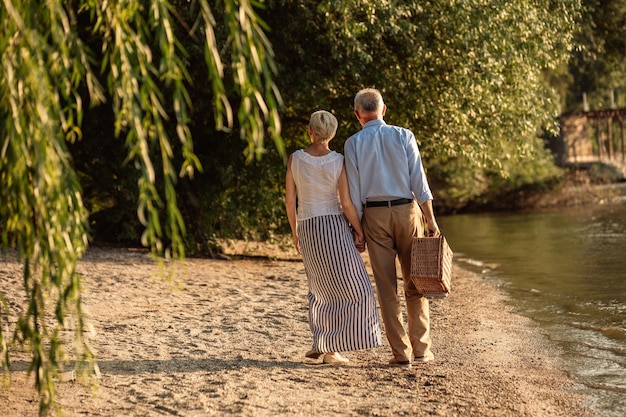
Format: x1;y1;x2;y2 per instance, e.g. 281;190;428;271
440;204;626;416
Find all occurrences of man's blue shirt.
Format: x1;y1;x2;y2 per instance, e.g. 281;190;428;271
344;119;433;219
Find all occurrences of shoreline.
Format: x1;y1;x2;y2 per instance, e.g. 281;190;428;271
1;246;593;416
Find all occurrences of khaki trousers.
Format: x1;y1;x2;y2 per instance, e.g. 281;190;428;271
362;201;432;362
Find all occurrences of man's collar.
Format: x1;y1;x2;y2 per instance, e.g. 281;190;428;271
363;119;386;128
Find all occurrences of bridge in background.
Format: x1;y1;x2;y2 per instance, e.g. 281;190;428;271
551;107;626;176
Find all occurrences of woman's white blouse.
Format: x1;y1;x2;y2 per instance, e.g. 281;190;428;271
290;149;344;221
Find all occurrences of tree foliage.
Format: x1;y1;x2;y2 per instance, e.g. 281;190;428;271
261;0;580;210
72;0;584;248
566;0;626;111
0;0;281;414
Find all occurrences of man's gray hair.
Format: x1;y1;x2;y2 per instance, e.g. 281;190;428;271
354;88;384;112
309;110;338;142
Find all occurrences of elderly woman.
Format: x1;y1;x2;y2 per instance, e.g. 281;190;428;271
285;110;381;365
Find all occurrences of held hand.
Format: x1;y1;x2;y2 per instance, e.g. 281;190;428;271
353;232;366;253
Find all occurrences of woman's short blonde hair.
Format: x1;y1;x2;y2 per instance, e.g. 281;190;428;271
309;110;338;142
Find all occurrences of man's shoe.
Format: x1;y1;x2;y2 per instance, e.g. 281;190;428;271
388;358;412;369
414;352;435;363
323;353;349;365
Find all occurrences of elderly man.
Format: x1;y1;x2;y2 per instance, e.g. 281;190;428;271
344;88;441;368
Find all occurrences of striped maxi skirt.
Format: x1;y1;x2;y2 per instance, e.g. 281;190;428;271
298;214;382;353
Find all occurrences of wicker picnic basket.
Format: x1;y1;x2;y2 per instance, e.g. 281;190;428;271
410;236;453;299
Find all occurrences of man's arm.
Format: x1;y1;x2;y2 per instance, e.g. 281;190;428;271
338;165;366;252
419;199;441;237
344;139;364;220
406;132;434;204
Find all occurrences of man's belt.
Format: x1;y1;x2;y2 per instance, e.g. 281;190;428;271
365;198;414;208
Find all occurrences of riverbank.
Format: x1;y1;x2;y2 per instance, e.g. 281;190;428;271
447;164;626;214
1;246;593;416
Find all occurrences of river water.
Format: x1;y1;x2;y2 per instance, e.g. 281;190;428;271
439;203;626;417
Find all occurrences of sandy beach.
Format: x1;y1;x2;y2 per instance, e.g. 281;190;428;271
0;243;593;416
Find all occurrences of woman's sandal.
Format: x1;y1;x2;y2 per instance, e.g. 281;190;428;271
305;350;324;359
322;352;349;365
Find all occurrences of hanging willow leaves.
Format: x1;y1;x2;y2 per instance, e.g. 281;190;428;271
0;0;282;415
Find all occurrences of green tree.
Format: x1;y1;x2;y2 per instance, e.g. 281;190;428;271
567;0;626;111
0;0;281;414
71;0;583;251
159;0;582;246
262;0;580;210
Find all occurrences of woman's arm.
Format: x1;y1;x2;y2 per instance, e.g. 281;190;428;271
285;154;301;253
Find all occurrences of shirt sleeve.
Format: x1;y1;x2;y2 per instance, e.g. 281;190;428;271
344;138;364;220
406;133;434;204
